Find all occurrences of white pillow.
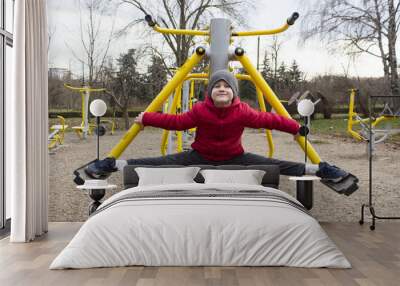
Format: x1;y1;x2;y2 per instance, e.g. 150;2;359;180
200;169;266;185
135;167;201;186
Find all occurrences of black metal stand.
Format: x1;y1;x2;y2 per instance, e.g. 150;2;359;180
359;95;400;230
88;189;105;215
296;181;313;210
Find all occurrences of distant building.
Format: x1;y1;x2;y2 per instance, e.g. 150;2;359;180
48;67;72;80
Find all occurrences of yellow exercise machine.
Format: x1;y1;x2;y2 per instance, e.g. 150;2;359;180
74;12;359;194
106;13;320;162
48;115;68;150
347;88;399;147
64;84;115;138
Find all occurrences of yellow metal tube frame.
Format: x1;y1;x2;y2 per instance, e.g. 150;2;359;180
160;85;182;155
152;25;209;36
232;23;290;37
64;84;106;139
347;89;364;141
105;14;301;159
256;88;274;158
108;49;205;158
64;84;106;93
237;53;321;164
150;18;292;38
347;88;397;141
48;115;68;149
176;86;183;153
189;80;195;110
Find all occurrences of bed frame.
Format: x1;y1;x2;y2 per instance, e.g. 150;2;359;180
123;165;280;189
123;164;314;210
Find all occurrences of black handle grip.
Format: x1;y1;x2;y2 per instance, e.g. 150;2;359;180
287;12;299;25
145;15;156;27
298;125;309;136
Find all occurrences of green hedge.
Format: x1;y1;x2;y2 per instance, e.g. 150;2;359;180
48;110;148;118
47;107;377;119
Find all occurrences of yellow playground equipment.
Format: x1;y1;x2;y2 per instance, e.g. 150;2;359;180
48;115;68;150
74;12;359;194
64;84;115;138
347;88;400;147
105;13;320;162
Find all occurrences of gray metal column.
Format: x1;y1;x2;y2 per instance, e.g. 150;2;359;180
209;18;231;75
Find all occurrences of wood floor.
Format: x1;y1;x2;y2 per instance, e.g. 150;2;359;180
0;222;399;286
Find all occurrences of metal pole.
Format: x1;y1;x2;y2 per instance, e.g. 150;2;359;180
368;96;372;206
257;36;260;71
304;116;308;163
96;116;100;160
209;18;231;74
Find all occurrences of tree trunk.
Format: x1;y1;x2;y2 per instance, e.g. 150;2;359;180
123;107;130;130
388;0;399;95
177;0;187;67
373;0;390;80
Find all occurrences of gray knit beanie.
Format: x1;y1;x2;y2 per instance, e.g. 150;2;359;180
207;70;239;97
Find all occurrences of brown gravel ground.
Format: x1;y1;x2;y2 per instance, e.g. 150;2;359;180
49;127;400;222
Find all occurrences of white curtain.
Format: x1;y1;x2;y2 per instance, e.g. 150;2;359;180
7;0;49;242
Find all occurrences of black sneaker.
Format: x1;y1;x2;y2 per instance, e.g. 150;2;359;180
85;157;117;179
316;162;349;182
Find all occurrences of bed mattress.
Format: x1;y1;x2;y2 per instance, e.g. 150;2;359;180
50;183;350;269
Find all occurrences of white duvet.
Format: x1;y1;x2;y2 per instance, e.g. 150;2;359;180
50;183;351;269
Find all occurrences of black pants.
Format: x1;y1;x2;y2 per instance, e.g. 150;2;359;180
127;150;305;176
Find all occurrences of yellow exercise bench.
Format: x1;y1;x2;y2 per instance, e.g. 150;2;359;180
48;116;68;150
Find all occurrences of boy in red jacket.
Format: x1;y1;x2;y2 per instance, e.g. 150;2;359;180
90;70;348;181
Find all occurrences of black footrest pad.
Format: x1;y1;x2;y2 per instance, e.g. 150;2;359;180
321;173;359;196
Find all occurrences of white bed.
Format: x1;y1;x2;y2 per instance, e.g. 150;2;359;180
50;182;351;269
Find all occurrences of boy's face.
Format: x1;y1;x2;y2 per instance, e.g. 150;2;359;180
210;80;234;108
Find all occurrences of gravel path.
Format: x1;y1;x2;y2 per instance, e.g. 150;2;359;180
49;127;400;222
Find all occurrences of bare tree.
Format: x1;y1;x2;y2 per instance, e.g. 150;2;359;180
302;0;400;95
67;0;118;86
261;36;283;90
102;49;144;129
120;0;253;68
268;36;283;85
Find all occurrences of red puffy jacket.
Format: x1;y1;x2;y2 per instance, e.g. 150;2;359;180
143;96;300;161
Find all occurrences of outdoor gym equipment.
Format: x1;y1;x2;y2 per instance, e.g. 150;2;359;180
359;94;400;230
347;88;400;153
64;84;115;138
48;115;68;150
74;12;359;195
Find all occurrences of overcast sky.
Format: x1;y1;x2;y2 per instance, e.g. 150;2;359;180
48;0;386;79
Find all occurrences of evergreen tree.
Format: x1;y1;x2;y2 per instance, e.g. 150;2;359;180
146;55;168;101
103;49;142;129
277;62;287;90
289;60;302;88
261;53;273;83
237;68;255;102
261;51;277;89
